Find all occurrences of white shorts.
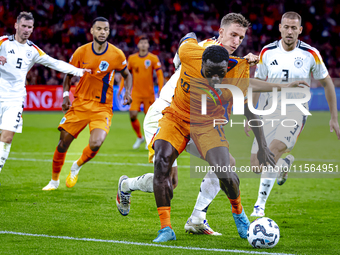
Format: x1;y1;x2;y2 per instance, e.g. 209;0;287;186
251;114;307;154
0;100;24;133
143;98;178;167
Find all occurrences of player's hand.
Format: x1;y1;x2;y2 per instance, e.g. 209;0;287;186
286;80;310;88
329;118;340;140
123;92;132;105
243;53;259;67
244;121;252;137
83;69;92;74
62;96;72;113
257;147;276;168
0;56;7;65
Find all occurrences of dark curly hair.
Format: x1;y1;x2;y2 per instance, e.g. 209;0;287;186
202;45;229;64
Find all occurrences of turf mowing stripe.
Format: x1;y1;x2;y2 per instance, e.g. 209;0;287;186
9;152;339;162
0;231;294;255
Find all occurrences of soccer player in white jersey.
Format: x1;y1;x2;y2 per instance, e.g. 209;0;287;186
116;13;308;236
249;11;340;217
0;12;90;175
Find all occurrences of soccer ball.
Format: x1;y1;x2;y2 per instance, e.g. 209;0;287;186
247;217;280;248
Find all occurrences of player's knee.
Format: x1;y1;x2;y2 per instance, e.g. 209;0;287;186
1;136;13;144
89;140;102;151
154;153;172;173
57;140;70;152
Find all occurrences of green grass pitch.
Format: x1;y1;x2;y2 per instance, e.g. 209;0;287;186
0;111;339;255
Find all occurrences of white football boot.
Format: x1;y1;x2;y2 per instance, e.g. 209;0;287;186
42;179;60;190
250;205;265;217
133;137;145;149
184;217;222;235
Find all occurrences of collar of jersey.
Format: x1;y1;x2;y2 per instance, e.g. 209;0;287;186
92;42;108;55
138;52;149;58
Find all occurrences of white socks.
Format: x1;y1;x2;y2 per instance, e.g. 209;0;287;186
255;158;285;208
191;171;221;224
121;173;154;193
0;141;11;172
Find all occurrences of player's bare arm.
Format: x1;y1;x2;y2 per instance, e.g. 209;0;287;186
318;75;340;139
244;103;276;167
0;56;7;65
121;67;132;105
250;78;309;92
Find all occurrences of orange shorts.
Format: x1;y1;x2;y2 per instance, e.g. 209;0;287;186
153;113;229;159
58;100;113;138
130;96;155;113
190;124;229;159
153;112;190;155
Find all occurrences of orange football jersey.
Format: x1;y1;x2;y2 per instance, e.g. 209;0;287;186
69;42;127;107
128;52;162;97
167;38;249;124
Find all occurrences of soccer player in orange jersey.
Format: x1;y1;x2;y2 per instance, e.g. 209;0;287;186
151;34;275;242
42;17;132;190
120;36;164;149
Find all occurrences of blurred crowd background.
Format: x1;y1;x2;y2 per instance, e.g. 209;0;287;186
1;0;339;86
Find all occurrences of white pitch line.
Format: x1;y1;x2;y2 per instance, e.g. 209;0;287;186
7;157;339;174
0;231;294;255
8;157;157;168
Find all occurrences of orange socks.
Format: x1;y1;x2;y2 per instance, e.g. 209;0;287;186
77;144;98;166
229;194;243;214
157;206;172;229
52;148;67;181
131;119;142;138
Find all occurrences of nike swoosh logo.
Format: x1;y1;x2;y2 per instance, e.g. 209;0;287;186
82;62;89;65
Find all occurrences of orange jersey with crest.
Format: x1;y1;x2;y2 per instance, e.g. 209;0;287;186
69;42;127;107
167;38;249;124
128;53;162;98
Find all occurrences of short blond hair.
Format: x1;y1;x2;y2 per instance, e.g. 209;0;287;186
281;12;302;26
220;13;251;29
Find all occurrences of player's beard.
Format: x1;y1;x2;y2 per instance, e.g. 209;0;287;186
94;36;107;45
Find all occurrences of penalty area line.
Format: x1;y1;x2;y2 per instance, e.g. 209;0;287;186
0;231;294;255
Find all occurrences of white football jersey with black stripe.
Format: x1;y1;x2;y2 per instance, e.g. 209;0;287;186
255;39;328;115
0;35;84;101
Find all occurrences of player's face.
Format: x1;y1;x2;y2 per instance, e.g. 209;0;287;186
218;23;247;54
15;18;34;42
91;21;110;45
202;59;228;87
279;18;302;47
137;39;149;52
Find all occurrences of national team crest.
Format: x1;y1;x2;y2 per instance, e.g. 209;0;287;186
26;50;32;59
99;61;109;71
294;57;303;68
144;60;151;69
